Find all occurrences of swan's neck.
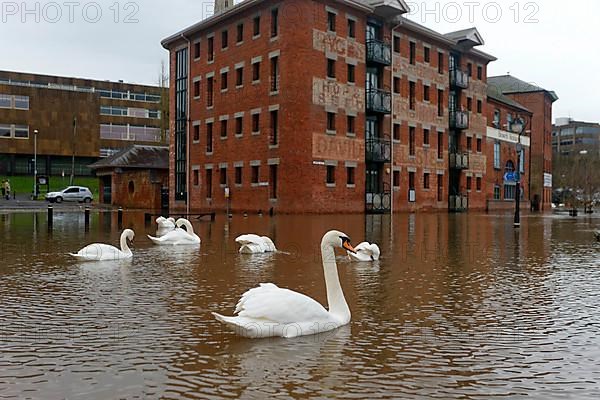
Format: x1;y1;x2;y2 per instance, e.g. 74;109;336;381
321;242;350;322
120;233;131;254
184;221;194;235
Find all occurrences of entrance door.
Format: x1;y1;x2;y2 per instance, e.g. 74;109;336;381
102;176;112;204
366;67;379;90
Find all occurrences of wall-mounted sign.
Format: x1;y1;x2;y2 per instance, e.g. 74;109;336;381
544;173;553;188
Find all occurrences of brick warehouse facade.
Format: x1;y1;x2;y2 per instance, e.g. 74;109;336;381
162;0;555;214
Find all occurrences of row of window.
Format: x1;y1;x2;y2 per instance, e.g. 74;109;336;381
404;81;447;115
0;94;29;110
392;124;445;159
193;164;279;199
396;171;445;202
493;141;526;172
553;126;600;136
193;8;279;62
100;123;162;142
492;109;522;131
100;106;161;119
194;55;280;105
97;89;161;103
0;124;29;139
466;176;483;192
194;108;280;151
494;184;524;201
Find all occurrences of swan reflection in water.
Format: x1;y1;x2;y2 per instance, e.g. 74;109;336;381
217;325;352;397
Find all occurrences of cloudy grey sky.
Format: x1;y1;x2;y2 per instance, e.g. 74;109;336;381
0;0;597;122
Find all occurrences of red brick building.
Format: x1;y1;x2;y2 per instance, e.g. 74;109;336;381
161;0;554;214
90;145;169;210
487;75;558;211
485;88;533;211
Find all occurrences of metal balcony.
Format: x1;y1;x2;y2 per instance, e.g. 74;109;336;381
366;191;391;214
449;152;469;170
366;39;392;66
366;88;392;114
450;110;469;130
449;194;468;212
450;69;469;89
366;137;391;163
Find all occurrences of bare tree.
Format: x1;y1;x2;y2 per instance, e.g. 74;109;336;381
158;60;170;144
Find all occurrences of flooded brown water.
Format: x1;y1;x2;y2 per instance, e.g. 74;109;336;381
1;211;599;399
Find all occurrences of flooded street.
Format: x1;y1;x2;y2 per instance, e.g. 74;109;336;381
1;211;599;399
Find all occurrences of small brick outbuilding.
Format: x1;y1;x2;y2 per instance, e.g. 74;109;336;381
90;145;169;210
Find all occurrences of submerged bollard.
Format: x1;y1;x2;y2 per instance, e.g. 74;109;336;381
84;207;90;231
47;205;53;231
118;207;123;229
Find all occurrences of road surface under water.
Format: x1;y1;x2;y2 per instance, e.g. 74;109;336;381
0;211;599;399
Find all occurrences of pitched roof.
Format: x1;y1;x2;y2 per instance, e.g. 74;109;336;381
444;27;485;46
487;85;531;113
89;145;169;170
488;75;559;102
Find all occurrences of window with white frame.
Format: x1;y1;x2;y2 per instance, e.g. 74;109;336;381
493;142;501;169
0;124;29;139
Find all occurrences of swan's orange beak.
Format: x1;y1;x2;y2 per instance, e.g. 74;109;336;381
343;241;356;254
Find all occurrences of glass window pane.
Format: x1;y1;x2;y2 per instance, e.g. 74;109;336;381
14;96;29;110
14;125;29;138
0;124;11;137
0;94;12;108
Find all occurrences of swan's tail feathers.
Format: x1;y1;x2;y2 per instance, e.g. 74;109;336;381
68;253;82;258
212;313;270;338
212;312;244;330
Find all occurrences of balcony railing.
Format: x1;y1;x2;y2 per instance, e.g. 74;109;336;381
450;110;469;130
366;137;391;163
366;191;391;214
366;88;392;114
449;194;468;212
450;68;469;89
366;39;392;66
449;152;469;169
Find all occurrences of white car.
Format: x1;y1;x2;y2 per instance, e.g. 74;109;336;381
45;186;93;203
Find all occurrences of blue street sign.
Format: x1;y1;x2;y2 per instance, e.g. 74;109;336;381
504;172;514;182
514;172;521;182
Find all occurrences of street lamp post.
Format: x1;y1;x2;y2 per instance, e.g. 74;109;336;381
512;118;527;228
33;129;39;200
579;150;589;213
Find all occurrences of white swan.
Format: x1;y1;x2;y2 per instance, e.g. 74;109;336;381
155;216;176;237
147;218;201;245
235;234;277;254
348;242;381;262
70;229;135;261
213;230;356;338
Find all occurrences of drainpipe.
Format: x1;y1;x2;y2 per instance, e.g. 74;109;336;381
389;21;402;216
181;33;191;216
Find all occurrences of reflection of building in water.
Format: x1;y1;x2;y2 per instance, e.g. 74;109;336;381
161;1;554;215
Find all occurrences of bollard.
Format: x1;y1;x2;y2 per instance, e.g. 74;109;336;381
47;205;53;231
84;207;90;231
118;207;123;229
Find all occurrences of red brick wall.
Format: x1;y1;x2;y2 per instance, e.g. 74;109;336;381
485;98;532;210
110;169;167;209
503;91;553;211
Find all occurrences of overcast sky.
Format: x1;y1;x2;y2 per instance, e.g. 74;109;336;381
0;0;597;122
